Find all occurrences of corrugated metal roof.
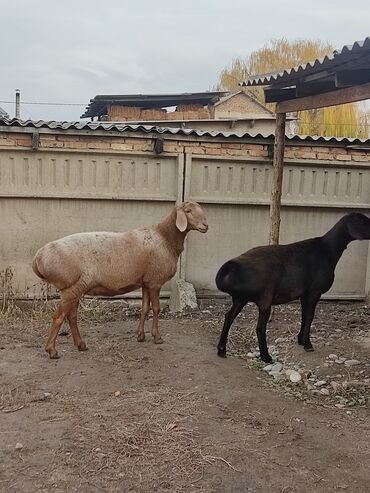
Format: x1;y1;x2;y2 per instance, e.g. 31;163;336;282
0;117;369;145
242;37;370;87
81;92;228;119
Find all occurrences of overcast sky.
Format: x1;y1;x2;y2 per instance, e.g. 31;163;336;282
1;0;369;121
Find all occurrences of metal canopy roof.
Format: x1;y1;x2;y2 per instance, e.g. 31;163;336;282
81;92;228;119
240;37;370;112
1;117;369;145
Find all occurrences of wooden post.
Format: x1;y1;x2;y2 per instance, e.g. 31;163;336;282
269;112;286;245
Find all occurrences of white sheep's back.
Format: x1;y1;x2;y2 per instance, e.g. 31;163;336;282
34;228;177;292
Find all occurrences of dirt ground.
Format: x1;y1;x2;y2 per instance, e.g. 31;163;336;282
0;299;369;493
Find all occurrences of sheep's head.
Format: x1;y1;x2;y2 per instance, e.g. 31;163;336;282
345;212;370;240
176;201;208;233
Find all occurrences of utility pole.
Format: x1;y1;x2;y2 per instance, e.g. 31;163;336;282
15;89;20;118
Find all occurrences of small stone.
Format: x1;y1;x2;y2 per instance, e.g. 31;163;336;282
335;403;345;409
335;358;346;364
270;372;284;380
114;391;121;397
246;352;255;358
300;370;312;380
44;392;52;398
15;443;23;450
330;381;341;392
328;354;338;360
270;362;283;373
320;388;330;396
95;448;102;452
344;359;360;367
289;371;302;383
263;364;273;372
315;380;327;387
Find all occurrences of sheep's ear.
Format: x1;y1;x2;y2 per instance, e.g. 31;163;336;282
176;209;187;232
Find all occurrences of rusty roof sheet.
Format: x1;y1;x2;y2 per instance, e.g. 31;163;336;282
242;37;370;87
0;117;369;145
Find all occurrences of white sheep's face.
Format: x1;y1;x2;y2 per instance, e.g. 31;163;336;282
176;201;208;233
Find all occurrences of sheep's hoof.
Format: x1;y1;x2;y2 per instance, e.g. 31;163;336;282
154;336;163;344
137;333;145;342
304;345;314;352
77;341;88;351
261;355;273;363
47;349;59;359
217;348;226;358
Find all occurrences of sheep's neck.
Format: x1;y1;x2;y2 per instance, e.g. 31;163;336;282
322;220;352;267
157;211;187;257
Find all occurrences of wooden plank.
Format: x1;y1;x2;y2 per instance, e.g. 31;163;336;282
335;69;370;87
264;87;296;103
269;112;286;244
276;81;370;113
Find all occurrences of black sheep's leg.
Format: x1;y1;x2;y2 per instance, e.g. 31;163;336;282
256;306;272;363
297;295;307;345
217;297;246;357
300;293;321;352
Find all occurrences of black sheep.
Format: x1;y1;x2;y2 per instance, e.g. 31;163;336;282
216;213;370;363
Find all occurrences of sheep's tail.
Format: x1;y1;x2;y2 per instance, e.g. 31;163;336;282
215;260;240;294
32;255;45;280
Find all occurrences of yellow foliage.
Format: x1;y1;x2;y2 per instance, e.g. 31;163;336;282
298;104;369;138
216;38;369;138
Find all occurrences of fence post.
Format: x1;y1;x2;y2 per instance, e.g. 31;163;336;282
269;112;286;245
169;152;198;312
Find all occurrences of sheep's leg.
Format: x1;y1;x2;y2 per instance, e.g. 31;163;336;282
45;297;75;359
67;300;87;351
256;306;272;363
217;297;246;357
299;293;320;352
137;287;150;342
149;287;162;344
297;295;307;346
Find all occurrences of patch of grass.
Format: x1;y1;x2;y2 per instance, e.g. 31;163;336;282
249;360;267;370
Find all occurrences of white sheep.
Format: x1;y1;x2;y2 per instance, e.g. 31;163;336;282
32;201;208;359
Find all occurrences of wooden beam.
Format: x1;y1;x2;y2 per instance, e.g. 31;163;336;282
265;81;336;102
335;69;370;87
276;81;370;113
264;87;296;103
269;112;286;245
296;81;336;97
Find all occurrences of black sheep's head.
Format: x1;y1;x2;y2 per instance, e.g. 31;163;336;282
345;213;370;240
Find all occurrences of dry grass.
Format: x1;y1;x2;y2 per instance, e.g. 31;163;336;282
0;384;34;412
52;387;212;492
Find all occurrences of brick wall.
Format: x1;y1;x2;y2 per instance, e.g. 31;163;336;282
1;130;370;163
215;92;272;119
107;104;210;122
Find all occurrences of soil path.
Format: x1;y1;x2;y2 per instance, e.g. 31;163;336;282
0;310;369;492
